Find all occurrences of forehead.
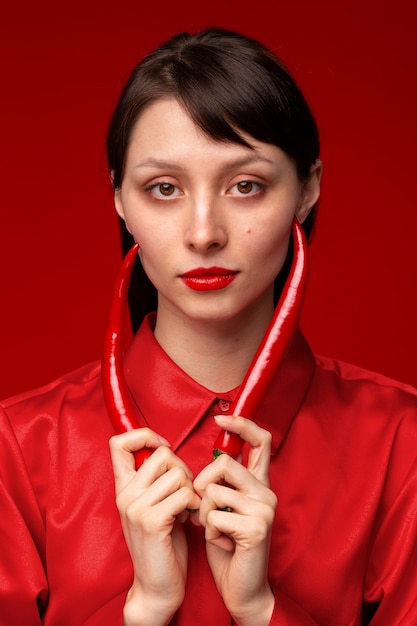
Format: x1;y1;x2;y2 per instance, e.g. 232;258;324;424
129;97;205;144
126;97;292;171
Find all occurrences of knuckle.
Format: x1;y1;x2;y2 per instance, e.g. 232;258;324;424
141;511;157;533
169;464;187;486
177;485;189;497
264;429;273;447
267;489;278;510
263;500;277;528
216;452;234;470
115;491;131;515
124;501;139;525
108;433;122;451
178;485;195;502
265;504;276;527
153;444;172;462
124;500;154;532
251;517;270;543
205;482;218;500
206;508;218;527
255;427;273;451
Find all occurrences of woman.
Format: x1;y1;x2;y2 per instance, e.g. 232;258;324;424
1;27;417;625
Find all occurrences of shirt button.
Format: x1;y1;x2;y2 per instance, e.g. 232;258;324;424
218;399;231;412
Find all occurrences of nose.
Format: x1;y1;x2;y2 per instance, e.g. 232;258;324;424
184;199;228;253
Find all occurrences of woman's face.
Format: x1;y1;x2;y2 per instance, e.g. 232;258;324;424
115;98;321;327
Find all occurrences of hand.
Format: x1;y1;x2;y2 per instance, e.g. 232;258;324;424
109;429;201;626
193;415;277;626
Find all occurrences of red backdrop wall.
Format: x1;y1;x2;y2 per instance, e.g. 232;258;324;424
1;0;416;399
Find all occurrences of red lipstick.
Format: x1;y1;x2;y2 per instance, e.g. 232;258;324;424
180;267;238;291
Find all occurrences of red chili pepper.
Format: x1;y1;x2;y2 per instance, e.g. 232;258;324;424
102;218;308;469
212;218;309;459
101;242;153;467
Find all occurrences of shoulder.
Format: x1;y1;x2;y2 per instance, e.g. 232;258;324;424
315;354;417;399
310;353;417;448
307;355;417;494
1;360;102;413
0;361;112;513
0;360;105;448
315;355;417;404
0;361;119;562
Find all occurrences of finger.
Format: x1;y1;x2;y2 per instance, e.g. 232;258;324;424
125;484;201;528
194;452;258;497
198;482;239;523
138;462;197;509
205;507;271;552
204;513;235;552
198;480;271;522
137;445;195;487
109;428;170;489
213;415;272;483
194;455;277;517
201;483;275;543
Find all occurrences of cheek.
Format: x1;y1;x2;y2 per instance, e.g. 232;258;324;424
126;219;163;255
137;242;173;294
245;225;292;279
138;245;159;276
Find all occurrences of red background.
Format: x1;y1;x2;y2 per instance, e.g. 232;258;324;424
1;0;416;400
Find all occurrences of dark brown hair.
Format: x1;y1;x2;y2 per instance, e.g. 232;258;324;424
106;27;320;330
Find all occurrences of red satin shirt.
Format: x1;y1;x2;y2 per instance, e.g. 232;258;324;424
1;313;417;625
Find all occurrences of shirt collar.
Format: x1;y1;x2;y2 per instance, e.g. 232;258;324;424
124;313;315;454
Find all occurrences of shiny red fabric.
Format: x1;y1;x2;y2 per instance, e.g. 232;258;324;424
1;313;417;625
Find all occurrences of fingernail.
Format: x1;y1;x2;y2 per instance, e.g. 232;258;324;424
214;414;229;424
158;436;171;446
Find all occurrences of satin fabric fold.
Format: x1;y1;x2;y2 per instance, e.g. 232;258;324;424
1;315;417;624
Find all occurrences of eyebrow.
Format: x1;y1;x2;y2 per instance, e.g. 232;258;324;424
134;158;183;170
133;153;277;171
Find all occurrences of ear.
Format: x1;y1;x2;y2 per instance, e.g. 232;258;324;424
114;187;125;221
295;159;323;224
114;188;134;236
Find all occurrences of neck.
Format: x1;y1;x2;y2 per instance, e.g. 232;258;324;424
153;302;274;392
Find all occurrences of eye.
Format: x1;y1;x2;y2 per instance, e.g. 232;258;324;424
145;182;181;199
230;180;264;196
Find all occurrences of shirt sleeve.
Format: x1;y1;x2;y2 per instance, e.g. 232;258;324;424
363;410;417;624
0;406;48;625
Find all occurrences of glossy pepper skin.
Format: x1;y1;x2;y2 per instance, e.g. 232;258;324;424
101;242;153;467
212;218;309;459
102;217;308;467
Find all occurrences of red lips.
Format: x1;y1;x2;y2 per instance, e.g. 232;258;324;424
180;267;238;291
